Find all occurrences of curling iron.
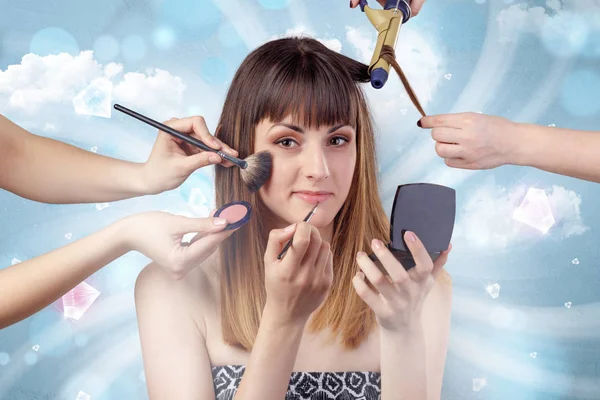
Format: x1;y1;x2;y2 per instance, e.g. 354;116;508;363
358;0;412;89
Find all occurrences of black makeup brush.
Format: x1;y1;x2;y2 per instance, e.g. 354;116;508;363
114;104;272;192
277;203;319;260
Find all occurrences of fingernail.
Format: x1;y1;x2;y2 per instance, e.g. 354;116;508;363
356;251;366;259
417;119;422;128
405;231;416;242
284;223;296;232
209;154;220;163
358;271;365;280
214;218;227;225
212;139;220;148
372;239;383;250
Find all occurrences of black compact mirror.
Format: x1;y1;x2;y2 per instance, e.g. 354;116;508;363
369;183;456;271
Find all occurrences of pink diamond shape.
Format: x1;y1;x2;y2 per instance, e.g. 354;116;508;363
61;281;100;321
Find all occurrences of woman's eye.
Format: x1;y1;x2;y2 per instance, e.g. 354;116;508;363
330;136;349;146
275;138;297;148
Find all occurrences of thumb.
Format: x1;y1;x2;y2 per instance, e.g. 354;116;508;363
183;151;222;173
264;224;297;261
176;215;228;236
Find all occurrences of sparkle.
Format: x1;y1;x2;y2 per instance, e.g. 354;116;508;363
473;378;487;392
512;187;555;233
486;283;500;299
95;203;110;211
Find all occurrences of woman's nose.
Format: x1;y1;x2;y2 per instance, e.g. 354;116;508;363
302;146;330;182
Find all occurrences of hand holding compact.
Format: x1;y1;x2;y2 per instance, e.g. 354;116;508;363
353;231;451;333
263;222;334;326
419;112;520;170
142;116;239;194
122;210;239;280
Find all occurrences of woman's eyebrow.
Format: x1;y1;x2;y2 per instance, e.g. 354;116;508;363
267;123;350;134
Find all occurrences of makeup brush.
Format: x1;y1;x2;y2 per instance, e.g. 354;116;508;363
114;104;272;192
277;203;319;260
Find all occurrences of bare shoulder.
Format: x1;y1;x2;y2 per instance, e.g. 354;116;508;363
134;252;221;337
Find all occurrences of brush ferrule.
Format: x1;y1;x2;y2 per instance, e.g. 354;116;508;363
218;151;247;169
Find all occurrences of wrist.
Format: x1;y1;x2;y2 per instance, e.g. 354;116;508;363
112;215;139;254
506;121;537;166
379;317;424;338
135;162;159;196
262;303;308;332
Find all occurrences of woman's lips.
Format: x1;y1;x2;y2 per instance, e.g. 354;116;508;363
293;192;332;204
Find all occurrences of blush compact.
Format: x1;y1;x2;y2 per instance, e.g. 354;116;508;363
213;201;252;230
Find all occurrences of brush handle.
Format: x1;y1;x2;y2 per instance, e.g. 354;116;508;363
113;104;248;169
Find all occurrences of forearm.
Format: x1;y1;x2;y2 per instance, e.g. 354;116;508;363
0;219;130;329
0;115;148;203
380;323;429;400
234;312;305;400
512;123;600;183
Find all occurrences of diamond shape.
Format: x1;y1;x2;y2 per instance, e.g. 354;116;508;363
486;283;500;299
512;188;555;233
73;78;113;119
62;281;101;320
75;391;91;400
473;378;487;392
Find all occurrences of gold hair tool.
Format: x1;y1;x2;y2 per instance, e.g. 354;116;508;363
358;0;411;89
358;0;427;117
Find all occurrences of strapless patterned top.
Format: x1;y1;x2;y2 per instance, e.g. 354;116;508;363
212;364;381;399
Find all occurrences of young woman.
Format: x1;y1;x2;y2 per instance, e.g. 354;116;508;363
135;37;453;400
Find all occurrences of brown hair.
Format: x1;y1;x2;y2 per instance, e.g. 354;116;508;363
213;37;444;351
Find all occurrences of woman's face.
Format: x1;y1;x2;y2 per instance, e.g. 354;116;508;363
254;115;357;229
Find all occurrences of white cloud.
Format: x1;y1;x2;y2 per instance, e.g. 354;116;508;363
496;0;597;54
270;27;343;53
113;69;186;121
452;176;589;249
0;51;187;121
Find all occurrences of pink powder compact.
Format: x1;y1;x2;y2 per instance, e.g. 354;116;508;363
214;201;252;230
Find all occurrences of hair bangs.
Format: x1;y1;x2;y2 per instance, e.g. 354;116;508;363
250;46;361;130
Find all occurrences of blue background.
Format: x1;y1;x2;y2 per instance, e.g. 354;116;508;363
1;0;600;398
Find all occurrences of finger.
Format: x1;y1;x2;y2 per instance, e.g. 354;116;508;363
285;222;313;267
165;116;221;150
183;229;237;267
182;151;222;172
403;231;434;281
178;215;228;238
432;243;452;280
444;158;479;170
352;271;385;314
264;224;297;262
370;239;409;285
411;0;425;15
212;136;239;157
300;225;322;268
350;0;359;8
356;251;396;299
435;142;463;159
419;113;467;129
431;127;464;144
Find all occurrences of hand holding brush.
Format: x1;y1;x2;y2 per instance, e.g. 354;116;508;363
114;104;272;192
